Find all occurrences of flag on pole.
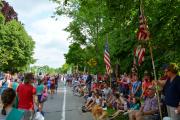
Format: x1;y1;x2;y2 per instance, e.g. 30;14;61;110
134;45;145;66
104;40;111;74
134;2;149;66
137;3;150;41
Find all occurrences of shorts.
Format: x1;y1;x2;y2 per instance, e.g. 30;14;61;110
143;115;158;120
50;84;55;89
37;95;43;103
20;109;34;120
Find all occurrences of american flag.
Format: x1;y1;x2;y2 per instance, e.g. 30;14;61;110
134;45;145;66
104;40;111;74
137;5;150;41
134;4;149;66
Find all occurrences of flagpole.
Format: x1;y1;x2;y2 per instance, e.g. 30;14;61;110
106;33;111;88
149;43;163;120
139;0;162;119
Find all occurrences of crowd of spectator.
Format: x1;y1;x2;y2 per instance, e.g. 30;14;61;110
0;72;60;120
70;63;180;120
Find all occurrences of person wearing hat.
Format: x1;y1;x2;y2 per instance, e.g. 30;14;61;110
129;85;159;120
156;63;180;120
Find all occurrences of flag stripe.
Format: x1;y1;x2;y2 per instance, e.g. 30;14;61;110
137;7;149;41
104;40;111;74
104;55;110;64
134;45;145;66
138;48;145;65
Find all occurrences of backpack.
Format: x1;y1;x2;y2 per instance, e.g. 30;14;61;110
40;91;48;102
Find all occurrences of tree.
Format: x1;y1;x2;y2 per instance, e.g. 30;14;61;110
53;0;107;73
52;0;180;75
64;43;84;70
1;1;18;22
29;65;62;75
0;14;35;72
61;63;71;74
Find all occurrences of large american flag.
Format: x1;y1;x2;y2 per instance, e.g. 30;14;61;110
137;5;150;41
104;40;111;74
134;4;149;66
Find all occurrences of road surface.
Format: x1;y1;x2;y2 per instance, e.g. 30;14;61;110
43;82;93;120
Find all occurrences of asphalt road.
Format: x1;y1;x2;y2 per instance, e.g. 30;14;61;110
43;82;93;120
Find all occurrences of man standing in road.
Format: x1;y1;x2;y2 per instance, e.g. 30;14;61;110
17;73;36;120
86;73;92;94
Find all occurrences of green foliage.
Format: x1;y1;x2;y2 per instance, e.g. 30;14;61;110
0;13;5;24
61;63;72;74
29;65;62;75
1;1;18;22
106;107;128;120
0;14;35;72
64;43;84;67
53;0;180;76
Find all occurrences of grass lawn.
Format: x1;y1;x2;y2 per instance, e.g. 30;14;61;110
106;108;128;120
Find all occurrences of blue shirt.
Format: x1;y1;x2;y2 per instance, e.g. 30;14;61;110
0;80;8;95
130;103;140;110
12;82;19;91
47;80;51;86
164;76;180;107
132;81;142;97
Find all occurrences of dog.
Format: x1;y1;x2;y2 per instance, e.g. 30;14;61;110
91;105;108;120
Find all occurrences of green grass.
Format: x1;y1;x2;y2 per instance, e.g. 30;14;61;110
106;108;128;120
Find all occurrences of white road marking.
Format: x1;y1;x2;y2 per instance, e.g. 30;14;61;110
61;86;66;120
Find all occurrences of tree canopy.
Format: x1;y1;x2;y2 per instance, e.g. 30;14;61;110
53;0;180;76
1;1;18;22
0;2;35;73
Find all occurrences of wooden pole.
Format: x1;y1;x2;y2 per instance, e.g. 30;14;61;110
149;43;163;120
140;0;162;119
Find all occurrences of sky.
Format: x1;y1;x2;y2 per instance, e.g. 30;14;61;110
6;0;71;68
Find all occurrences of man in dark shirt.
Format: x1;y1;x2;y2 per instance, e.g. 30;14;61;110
157;63;180;120
55;75;59;93
86;73;92;93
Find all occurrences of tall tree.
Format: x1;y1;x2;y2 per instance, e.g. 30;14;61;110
1;1;18;22
52;0;180;75
64;43;84;70
0;14;35;72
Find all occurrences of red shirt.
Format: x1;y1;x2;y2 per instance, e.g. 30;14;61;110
17;83;36;110
92;83;99;90
98;75;102;81
142;81;152;97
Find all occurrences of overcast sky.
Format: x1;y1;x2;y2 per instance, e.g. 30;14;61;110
6;0;71;68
